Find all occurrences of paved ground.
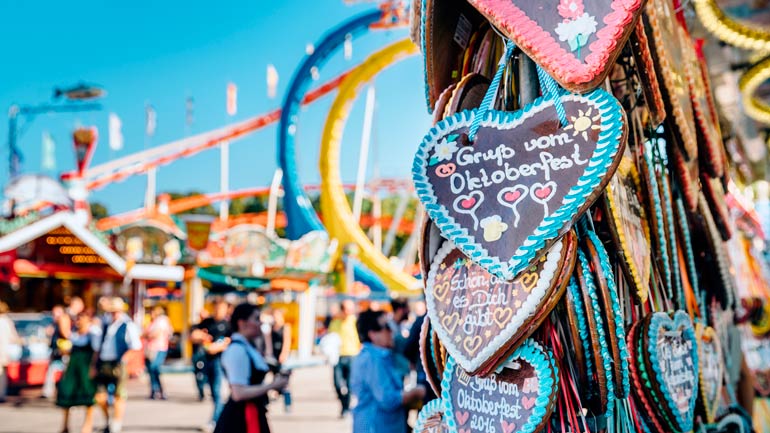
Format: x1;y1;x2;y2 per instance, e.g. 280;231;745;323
0;365;352;433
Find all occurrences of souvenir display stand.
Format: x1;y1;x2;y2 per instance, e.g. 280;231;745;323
412;0;770;432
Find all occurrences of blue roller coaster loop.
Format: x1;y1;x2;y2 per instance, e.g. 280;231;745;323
277;9;390;293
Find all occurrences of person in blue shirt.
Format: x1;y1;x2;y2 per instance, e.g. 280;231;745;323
350;310;425;433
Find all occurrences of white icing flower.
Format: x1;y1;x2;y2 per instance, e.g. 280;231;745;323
480;215;508;242
554;13;598;52
434;138;459;162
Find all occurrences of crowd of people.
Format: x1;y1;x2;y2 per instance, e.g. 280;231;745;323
46;296;143;433
0;296;295;433
0;294;433;433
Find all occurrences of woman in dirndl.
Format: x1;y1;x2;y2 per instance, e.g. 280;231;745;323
56;311;100;433
214;303;289;433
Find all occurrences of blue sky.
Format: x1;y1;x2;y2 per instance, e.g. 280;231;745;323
0;1;431;214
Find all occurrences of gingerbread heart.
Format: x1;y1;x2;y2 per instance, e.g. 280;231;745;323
426;235;573;374
420;317;443;396
630;20;666;127
604;148;652;303
413;89;626;281
645;311;699;433
695;324;724;424
415;399;450;433
419;0;487;111
442;339;558;433
464;0;644;92
739;330;770;397
644;0;698;161
628;319;668;433
681;34;725;179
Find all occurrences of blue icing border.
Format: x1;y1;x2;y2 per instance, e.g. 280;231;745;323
412;88;625;281
577;247;616;415
415;398;445;432
646;311;699;432
659;169;684;310
675;197;703;318
440;339;557;433
584;229;630;399
419;0;431;113
430;331;439;376
567;275;594;388
642;141;673;300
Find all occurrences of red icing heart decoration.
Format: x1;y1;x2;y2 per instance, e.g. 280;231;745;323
460;197;477;209
465;0;645;92
504;190;522;203
533;182;556;201
501;420;516;433
455;410;470;425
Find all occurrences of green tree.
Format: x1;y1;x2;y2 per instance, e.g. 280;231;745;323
90;202;109;219
229;196;270;215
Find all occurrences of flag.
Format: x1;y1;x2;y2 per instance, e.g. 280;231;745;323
186;97;194;127
145;104;156;137
344;33;353;60
41;131;56;171
108;113;123;151
266;65;279;99
227;83;237;116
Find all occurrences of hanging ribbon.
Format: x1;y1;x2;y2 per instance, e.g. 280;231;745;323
467;39;516;143
536;65;568;126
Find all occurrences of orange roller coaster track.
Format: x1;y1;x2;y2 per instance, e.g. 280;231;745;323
96;179;415;232
63;70;353;191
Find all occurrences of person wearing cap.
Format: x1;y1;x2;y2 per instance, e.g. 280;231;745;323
93;298;141;433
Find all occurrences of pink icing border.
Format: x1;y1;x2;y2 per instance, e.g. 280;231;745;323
468;0;644;91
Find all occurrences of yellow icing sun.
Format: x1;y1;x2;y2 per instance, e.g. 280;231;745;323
564;108;602;140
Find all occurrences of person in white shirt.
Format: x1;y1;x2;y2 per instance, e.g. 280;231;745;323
0;301;19;403
214;303;289;433
143;306;172;400
93;298;141;433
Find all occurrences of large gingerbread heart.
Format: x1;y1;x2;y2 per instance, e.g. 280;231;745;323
645;311;699;433
441;339;558;433
413;89;626;281
465;0;644;92
426;234;573;374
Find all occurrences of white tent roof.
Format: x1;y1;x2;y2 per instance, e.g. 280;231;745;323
0;211;183;281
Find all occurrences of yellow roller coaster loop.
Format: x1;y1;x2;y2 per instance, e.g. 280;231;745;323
693;0;770;52
320;38;422;294
739;55;770;125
